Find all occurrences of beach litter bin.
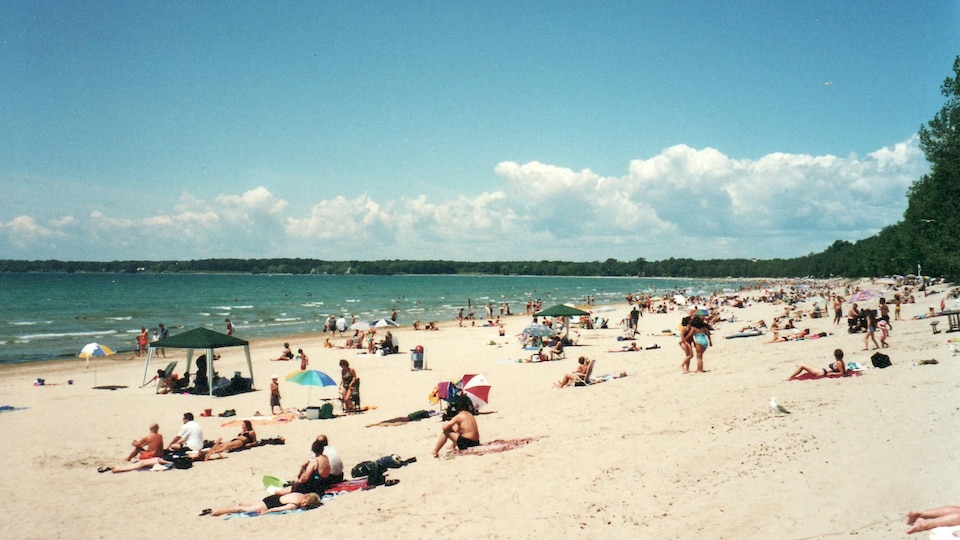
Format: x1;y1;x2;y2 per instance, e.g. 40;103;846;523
411;345;425;371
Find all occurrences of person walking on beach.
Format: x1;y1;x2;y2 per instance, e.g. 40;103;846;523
686;315;712;373
678;316;694;372
298;349;309;370
270;375;282;414
225;318;234;336
157;323;169;358
832;295;844;325
864;310;880;350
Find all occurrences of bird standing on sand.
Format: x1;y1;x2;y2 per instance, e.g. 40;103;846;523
770;396;791;415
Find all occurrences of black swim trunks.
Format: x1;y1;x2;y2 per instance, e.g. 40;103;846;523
456;436;480;450
262;494;284;509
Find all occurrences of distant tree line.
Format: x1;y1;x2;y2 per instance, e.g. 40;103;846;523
2;56;959;282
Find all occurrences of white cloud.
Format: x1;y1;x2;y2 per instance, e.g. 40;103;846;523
0;137;930;261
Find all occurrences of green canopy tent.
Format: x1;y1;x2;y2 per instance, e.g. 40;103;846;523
533;304;591;341
141;327;254;396
533;304;591;318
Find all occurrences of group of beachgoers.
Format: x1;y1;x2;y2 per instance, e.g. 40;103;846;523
98;412;267;474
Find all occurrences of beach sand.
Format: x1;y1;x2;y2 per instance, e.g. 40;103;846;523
2;280;958;539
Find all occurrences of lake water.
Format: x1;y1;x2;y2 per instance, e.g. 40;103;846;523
0;273;747;364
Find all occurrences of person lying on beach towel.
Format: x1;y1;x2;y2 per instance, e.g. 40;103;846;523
786;349;847;381
200;491;320;517
904;505;960;534
201;420;258;460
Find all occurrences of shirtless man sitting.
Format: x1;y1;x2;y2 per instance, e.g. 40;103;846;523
432;405;480;458
99;423;171;473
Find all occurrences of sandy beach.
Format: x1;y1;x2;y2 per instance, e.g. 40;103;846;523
2;279;958;539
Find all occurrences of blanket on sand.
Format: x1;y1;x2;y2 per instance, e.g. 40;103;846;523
221;413;297;428
454;437;542;456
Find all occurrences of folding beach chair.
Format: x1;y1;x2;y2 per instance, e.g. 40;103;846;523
573;359;596;386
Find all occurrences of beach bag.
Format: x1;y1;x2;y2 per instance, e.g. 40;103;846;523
871;352;892;369
351;460;386;485
172;454;193;470
318;402;334;419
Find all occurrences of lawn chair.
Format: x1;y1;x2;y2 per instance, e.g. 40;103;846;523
573;359;596;386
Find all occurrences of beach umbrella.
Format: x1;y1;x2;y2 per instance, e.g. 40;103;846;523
692;308;710;317
461;373;491;410
285;369;337;407
350;321;372;331
79;342;115;362
522;324;554;339
372;318;399;328
78;342;115;387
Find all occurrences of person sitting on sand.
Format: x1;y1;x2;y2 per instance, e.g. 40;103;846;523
200;491;320;517
786;349;846;380
904;505;960;534
98;423;172;473
530;345;546;362
275;438;332;496
549;339;564;360
167;412;204;455
203;420;257;460
271;343;294;361
432;401;480;458
555;356;591;387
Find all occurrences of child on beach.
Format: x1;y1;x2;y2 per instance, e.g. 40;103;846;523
270;376;282;414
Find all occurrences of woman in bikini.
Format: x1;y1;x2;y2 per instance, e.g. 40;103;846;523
339;359;358;412
786;349;847;380
203;420;258;460
202;491;320;517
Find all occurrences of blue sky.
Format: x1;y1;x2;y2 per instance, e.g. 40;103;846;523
1;1;957;263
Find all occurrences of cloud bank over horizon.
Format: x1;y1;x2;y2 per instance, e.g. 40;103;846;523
0;137;927;263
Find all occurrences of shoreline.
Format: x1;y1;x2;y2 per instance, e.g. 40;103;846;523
3;277;958;538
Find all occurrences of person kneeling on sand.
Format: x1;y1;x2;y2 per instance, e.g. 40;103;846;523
200;491;320;517
786;349;846;380
432;403;480;458
904;505;960;534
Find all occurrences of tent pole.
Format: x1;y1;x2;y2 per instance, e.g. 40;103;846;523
142;347;155;387
207;348;214;397
244;345;254;390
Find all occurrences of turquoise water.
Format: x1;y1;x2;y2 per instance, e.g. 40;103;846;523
0;273;747;364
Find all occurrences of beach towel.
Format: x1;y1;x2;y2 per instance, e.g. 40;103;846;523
929;526;960;540
222;508;307;520
455;437;542;456
789;371;862;381
0;405;28;413
221;412;296;428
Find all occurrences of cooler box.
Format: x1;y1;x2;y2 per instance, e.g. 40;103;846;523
410;345;425;370
304;403;334;420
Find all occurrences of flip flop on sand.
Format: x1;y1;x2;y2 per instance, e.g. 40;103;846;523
199;508;212;516
97;466;112;473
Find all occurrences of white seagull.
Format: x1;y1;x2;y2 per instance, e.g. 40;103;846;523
769;396;791;415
